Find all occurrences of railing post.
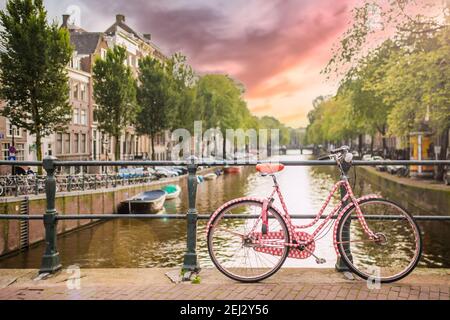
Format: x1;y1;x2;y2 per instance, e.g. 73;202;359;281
14;175;18;197
39;156;62;274
335;173;353;272
182;157;200;273
34;176;39;195
67;175;72;192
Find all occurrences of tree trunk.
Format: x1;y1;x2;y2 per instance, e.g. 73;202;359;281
370;135;374;154
223;135;227;161
151;134;155;161
435;128;449;181
358;134;363;155
36;132;43;175
114;134;121;161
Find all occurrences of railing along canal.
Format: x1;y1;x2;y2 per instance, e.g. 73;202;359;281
0;157;449;275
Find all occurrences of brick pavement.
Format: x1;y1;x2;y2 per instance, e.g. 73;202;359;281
0;268;448;300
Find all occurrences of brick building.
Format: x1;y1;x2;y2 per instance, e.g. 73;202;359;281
0;13;172;174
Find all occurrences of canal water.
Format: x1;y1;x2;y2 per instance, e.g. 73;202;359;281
0;151;448;269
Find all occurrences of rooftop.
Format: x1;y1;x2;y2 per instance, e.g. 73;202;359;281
69;32;104;55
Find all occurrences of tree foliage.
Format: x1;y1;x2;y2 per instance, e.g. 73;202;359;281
135;55;175;160
0;0;73;162
93;45;138;160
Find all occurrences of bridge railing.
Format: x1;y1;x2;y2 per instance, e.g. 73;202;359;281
0;157;449;276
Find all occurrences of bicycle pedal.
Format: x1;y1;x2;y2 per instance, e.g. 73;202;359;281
315;258;326;265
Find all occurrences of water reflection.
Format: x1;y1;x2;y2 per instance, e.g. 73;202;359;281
0;151;448;268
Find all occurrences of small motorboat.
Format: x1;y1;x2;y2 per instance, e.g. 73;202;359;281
124;190;167;214
203;173;218;181
224;166;242;174
162;184;181;200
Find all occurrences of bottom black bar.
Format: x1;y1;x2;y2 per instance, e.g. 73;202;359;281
0;300;445;318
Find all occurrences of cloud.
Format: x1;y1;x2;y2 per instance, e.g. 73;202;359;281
38;0;356;126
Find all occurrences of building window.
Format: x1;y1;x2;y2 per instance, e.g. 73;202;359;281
73;109;79;124
80;84;86;101
6;120;21;138
80;109;87;125
93;105;99;123
73;133;79;154
2;143;25;160
70;56;79;70
100;48;107;60
56;133;63;154
73;83;79;100
64;133;71;154
81;134;86;154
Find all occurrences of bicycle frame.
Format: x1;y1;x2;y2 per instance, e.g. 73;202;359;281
206;168;382;258
265;174;380;255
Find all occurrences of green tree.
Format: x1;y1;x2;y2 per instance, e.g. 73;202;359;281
324;0;448;78
166;53;197;132
195;75;247;158
135;56;174;160
93;45;137;161
375;27;450;178
0;0;73;168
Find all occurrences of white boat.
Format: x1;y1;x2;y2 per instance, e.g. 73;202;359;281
162;185;181;200
123;190;167;214
203;173;218;181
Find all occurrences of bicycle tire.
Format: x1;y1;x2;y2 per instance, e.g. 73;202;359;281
207;199;290;283
336;198;422;283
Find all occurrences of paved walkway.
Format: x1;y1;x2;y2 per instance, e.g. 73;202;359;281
0;268;448;300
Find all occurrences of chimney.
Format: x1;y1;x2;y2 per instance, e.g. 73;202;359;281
62;14;70;27
116;14;125;23
143;34;151;41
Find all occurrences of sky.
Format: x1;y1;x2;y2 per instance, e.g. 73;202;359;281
0;0;362;128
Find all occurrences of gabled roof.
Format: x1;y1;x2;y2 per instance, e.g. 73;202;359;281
70;32;104;55
105;15;149;44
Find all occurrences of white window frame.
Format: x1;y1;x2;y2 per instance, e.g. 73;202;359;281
73;109;79;124
6;120;21;138
80;109;87;125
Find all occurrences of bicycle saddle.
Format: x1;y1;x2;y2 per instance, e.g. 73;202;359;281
256;163;285;174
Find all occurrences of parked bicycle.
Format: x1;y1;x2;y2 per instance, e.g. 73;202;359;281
207;146;422;283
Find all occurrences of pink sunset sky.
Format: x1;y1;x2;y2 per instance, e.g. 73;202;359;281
2;0;366;127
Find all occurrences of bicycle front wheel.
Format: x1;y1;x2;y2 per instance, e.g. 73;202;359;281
208;200;289;283
337;199;422;283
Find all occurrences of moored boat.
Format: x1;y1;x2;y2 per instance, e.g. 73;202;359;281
203;173;218;181
124;190;167;214
162;184;181;200
224;166;242;174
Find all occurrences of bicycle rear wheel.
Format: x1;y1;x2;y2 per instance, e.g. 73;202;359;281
336;199;422;283
207;200;289;283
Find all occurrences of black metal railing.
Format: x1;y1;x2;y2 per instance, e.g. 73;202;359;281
0;157;449;276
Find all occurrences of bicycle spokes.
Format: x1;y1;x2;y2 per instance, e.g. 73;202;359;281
208;200;289;282
337;200;421;282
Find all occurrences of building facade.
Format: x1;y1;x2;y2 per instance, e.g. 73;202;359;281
0;13;173;171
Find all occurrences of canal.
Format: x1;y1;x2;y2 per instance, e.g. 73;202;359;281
0;151;448;269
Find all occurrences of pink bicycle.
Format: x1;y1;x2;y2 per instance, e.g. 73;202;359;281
207;147;422;283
